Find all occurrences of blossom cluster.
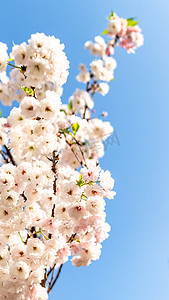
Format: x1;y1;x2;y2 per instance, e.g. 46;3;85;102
0;11;143;300
0;33;69;106
107;11;144;53
86;11;144;55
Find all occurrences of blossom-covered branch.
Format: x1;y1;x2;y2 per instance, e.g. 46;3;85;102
0;11;143;300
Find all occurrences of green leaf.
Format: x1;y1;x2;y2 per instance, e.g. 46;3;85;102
68;100;72;110
77;175;84;187
18;85;34;96
109;11;114;20
101;29;108;35
12;41;16;47
72;122;80;135
127;18;138;27
110;78;115;82
0;111;2;117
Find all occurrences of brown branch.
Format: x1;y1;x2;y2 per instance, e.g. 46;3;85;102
51;150;59;218
68;233;76;242
83;80;91;119
4;145;16;166
0;150;9;163
83;104;88;119
65;140;83;167
47;267;53;277
52;150;59;196
47;263;56;293
47;264;63;294
73;137;87;168
41;270;47;288
48;151;59;240
51;204;55;218
47;233;76;292
83;73;98;119
46;234;76;291
30;226;37;238
20;192;27;202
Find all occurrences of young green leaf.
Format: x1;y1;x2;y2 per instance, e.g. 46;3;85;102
18;86;34;96
72;122;80;135
101;29;108;35
77;175;84;187
109;11;114;20
127;18;138;27
68;100;72;110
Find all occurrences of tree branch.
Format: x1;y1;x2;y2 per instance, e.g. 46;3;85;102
47;264;63;294
47;263;56;293
4;145;16;166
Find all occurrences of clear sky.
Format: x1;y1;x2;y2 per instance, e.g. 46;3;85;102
0;0;169;299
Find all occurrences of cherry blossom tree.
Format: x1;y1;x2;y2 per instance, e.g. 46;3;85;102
0;11;143;300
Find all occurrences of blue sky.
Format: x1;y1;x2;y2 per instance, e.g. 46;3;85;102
1;0;169;299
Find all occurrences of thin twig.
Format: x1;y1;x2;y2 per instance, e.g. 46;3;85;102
4;145;16;166
30;226;37;238
0;150;9;163
73;136;87;167
7;63;21;70
48;151;59;240
20;192;27;202
48;264;63;293
65;140;83;167
52;150;59;196
47;267;53;277
68;233;76;242
47;263;56;293
41;270;47;288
